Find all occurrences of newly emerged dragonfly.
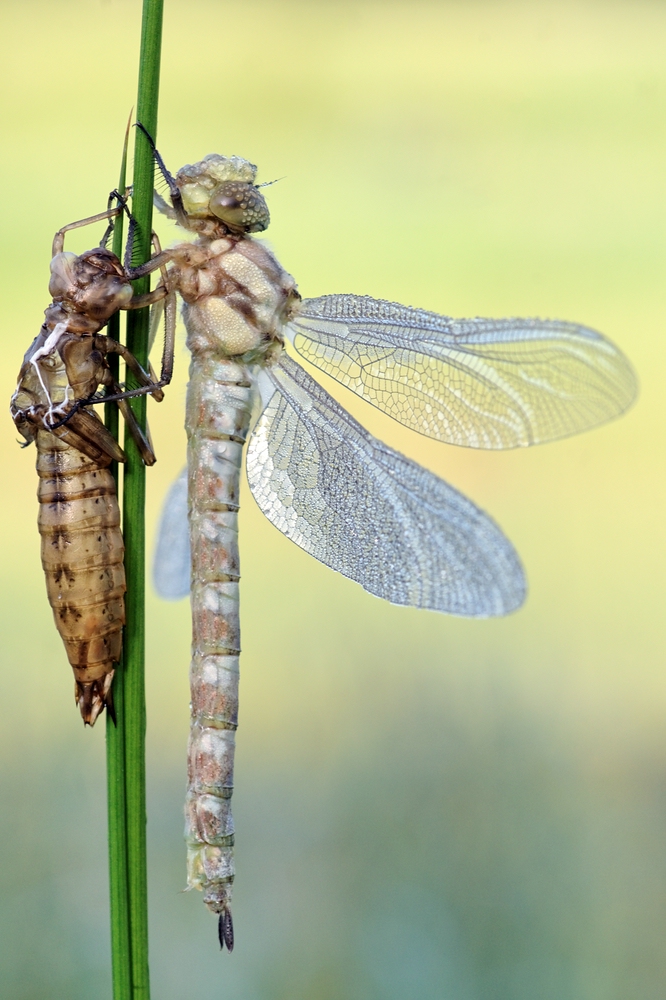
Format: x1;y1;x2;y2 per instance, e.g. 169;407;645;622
147;134;637;948
11;196;176;724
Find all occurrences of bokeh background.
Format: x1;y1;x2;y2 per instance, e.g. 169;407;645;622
1;1;664;997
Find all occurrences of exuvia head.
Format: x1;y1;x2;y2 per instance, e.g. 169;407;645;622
49;248;133;315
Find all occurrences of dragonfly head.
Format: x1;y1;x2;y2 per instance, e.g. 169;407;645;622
175;154;270;233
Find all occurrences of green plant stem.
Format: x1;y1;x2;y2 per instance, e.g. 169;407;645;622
106;671;131;1000
106;122;132;1000
122;2;165;998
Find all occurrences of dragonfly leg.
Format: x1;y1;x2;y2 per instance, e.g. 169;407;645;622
46;387;156;466
135;122;190;230
115;387;157;466
145;234;176;389
99;189;131;249
110;253;177;395
126;232;177;385
51;191;128;257
124;283;170;310
125;248;174;281
39;405;126;464
144;288;176;390
99;337;165;401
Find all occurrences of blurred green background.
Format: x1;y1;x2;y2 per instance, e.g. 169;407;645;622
1;1;664;997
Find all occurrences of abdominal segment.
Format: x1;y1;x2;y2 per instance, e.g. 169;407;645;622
36;428;125;725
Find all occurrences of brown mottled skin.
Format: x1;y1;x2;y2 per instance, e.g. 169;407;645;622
37;429;125;722
12;329;126;726
11;227;170;725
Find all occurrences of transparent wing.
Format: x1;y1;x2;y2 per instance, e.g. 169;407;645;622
289;294;638;449
153;467;191;599
246;354;525;617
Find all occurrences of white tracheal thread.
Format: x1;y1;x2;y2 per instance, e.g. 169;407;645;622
184;355;255;917
30;321;70;425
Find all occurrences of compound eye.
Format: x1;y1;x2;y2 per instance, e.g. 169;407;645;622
209;181;270;233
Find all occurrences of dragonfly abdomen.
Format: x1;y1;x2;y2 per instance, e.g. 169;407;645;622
185;359;254;946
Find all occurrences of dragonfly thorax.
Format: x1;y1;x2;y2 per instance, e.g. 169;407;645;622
172;235;298;362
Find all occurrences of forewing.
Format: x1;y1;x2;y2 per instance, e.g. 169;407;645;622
289;294;637;449
247;355;525;617
153;467;191;599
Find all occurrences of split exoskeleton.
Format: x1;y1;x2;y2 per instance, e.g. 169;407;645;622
11;196;176;725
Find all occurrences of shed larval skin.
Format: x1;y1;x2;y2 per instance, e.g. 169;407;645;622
11;205;173;725
12;332;126;726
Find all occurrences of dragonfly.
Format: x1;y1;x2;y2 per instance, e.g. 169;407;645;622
146;130;637;949
11;194;175;724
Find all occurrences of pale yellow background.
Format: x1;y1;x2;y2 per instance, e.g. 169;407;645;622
0;1;663;997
